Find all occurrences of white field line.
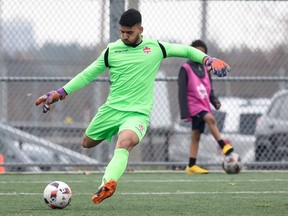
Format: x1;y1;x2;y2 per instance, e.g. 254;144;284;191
1;179;288;184
1;191;288;196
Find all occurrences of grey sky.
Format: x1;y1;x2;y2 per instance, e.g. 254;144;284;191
1;0;287;51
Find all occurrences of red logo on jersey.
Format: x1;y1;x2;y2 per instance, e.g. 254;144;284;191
143;46;151;54
138;124;144;132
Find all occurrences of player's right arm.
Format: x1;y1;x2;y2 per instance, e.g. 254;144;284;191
35;48;108;113
63;48;108;94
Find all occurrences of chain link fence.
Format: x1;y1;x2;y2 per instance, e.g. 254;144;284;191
0;0;288;172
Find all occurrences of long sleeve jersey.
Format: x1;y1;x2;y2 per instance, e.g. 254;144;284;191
63;36;207;116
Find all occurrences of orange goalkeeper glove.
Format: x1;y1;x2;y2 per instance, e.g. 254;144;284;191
35;87;67;113
204;57;231;77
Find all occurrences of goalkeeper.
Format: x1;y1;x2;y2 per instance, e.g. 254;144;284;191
178;40;233;175
35;9;231;204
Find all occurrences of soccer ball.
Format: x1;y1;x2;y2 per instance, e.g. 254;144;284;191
222;152;242;174
43;181;72;209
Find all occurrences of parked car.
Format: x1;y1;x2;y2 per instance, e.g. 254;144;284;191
255;89;288;162
169;97;270;168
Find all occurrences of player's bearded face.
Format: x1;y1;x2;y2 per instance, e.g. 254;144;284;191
120;25;143;46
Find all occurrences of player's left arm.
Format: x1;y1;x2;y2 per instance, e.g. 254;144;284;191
161;42;206;63
208;72;221;110
210;89;221;110
161;42;231;77
178;67;191;121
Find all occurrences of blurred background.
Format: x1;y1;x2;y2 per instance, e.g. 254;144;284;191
0;0;287;172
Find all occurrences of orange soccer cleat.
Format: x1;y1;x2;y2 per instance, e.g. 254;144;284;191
92;180;117;204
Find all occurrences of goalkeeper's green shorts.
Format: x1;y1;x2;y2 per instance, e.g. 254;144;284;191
85;104;150;142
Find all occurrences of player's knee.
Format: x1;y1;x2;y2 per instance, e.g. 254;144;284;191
205;114;216;125
208;118;216;125
82;140;89;148
82;139;90;148
82;135;101;148
116;133;139;152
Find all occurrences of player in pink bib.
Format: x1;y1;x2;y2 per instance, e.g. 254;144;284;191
178;40;234;174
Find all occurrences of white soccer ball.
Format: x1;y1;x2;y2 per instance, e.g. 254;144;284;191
222;152;242;174
43;181;72;209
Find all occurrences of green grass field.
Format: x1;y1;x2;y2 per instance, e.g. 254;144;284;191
0;171;288;216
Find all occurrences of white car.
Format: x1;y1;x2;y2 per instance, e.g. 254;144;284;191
255;89;288;163
169;97;270;168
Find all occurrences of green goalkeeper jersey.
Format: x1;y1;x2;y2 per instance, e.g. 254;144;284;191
63;36;207;116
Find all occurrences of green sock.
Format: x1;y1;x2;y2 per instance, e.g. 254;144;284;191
102;148;129;185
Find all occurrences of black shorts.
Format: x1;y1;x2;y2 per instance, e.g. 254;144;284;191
191;110;209;133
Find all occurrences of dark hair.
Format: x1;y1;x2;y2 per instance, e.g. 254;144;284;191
191;40;208;54
119;8;142;27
